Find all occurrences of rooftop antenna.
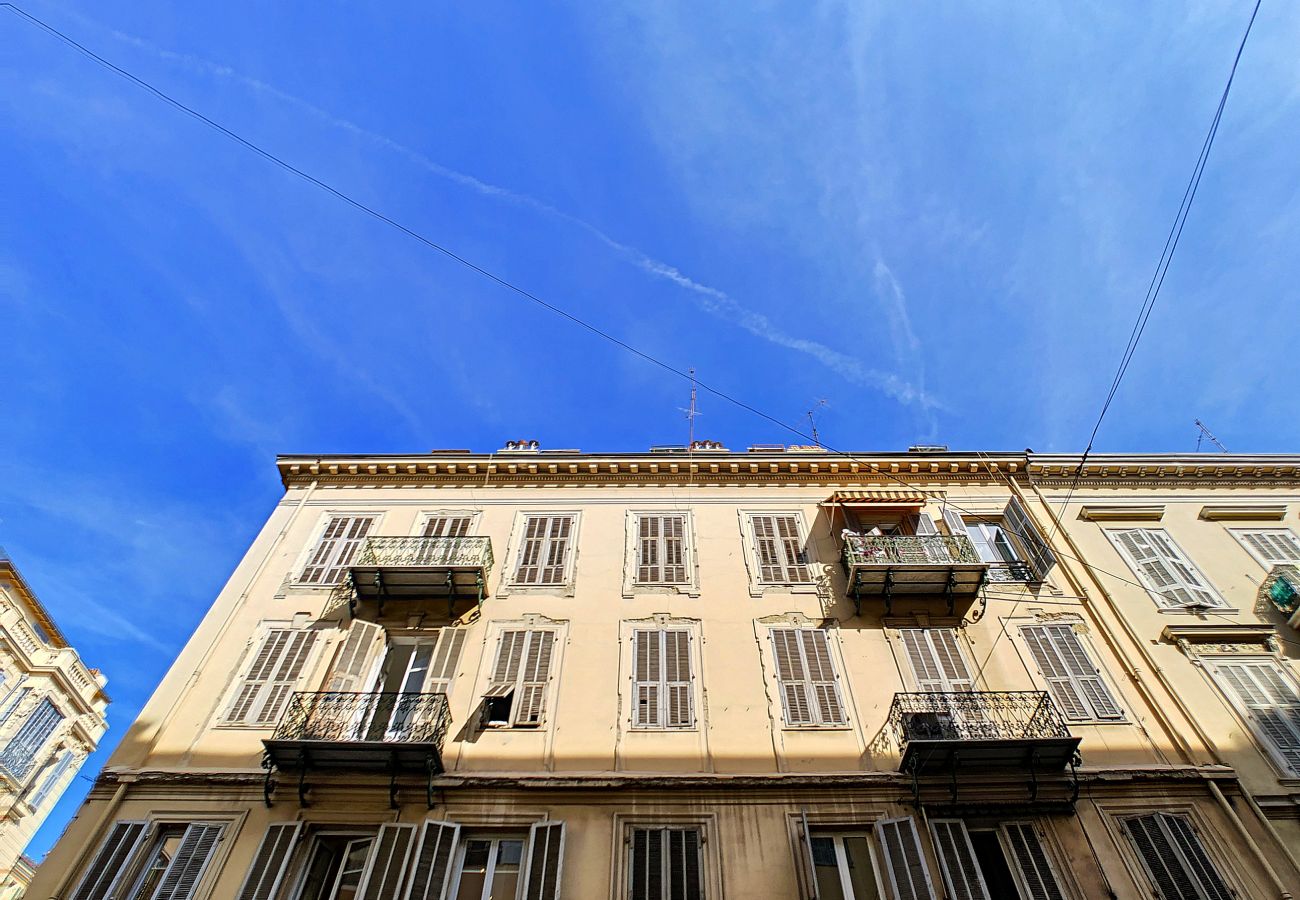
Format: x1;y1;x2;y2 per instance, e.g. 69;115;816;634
680;368;701;446
1194;419;1228;453
806;399;828;446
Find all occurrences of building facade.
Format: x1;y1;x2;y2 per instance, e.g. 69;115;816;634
28;447;1300;899
0;550;108;891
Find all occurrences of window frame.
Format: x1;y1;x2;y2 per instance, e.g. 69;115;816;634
282;827;379;900
896;627;976;693
1116;810;1235;900
71;816;234;900
767;627;849;729
503;512;582;593
1228;527;1300;568
739;510;816;595
1202;654;1300;778
629;626;697;731
1017;621;1126;724
805;829;890;900
291;511;386;587
1104;528;1227;611
479;627;561;730
414;509;482;539
623;510;700;596
446;832;529;900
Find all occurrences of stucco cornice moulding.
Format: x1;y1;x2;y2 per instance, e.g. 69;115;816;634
1198;504;1288;521
1078;505;1165;522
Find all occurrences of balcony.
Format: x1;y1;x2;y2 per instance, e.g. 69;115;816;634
262;691;451;807
842;534;988;615
348;536;493;617
1260;564;1300;628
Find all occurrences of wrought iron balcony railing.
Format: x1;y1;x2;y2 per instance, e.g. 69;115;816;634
271;691;451;746
356;535;494;570
887;691;1070;747
842;534;981;568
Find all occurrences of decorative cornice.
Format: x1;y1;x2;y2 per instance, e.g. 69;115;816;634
1078;505;1165;522
1163;624;1280;660
1199;505;1288;521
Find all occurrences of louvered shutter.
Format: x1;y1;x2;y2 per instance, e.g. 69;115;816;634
326;621;386;693
628;828;700;900
541;517;572;585
902;629;972;692
1021;625;1122;721
224;629;319;725
486;630;526;708
638;516;662;584
357;824;417;900
515;631;555;726
1235;529;1300;565
667;829;702;900
771;630;813;725
27;749;75;809
930;820;990;900
662;516;687;583
1004;497;1055;580
152;823;224;900
800;630;845;725
913;513;939;535
1160;815;1232;900
1000;823;1065;900
637;516;688;584
405;820;460;900
300;516;375;584
523;820;565;900
1207;659;1300;774
799;812;819;900
1124;813;1232;900
633;630;663;728
426;629;467;696
515;516;574;585
942;508;967;539
776;515;810;582
752;516;784;582
1110;530;1220;608
424;516;472;538
664;630;693;728
70;820;149;900
236;823;302;900
876;817;935;900
516;517;548;584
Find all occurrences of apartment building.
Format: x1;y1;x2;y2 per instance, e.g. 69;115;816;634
0;550;109;893
29;446;1300;899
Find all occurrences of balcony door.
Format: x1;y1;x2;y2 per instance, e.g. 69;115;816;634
362;631;465;741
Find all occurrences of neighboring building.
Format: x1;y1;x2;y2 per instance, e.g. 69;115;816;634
28;446;1300;899
0;550;109;892
0;856;36;900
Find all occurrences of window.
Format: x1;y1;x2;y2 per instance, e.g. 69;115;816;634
0;698;63;779
25;749;75;809
299;515;377;585
930;820;1067;900
223;628;319;726
481;630;556;727
71;820;225;900
770;629;845;726
944;498;1054;582
635;514;690;585
512;515;576;586
964;522;1026;580
1122;812;1232;900
632;629;693;729
1020;624;1123;721
627;827;702;900
0;687;28;725
1231;528;1300;567
450;836;523;900
371;632;468;741
295;834;374;900
1204;657;1300;775
423;515;473;538
808;833;884;900
899;629;973;692
1107;529;1223;609
748;514;811;584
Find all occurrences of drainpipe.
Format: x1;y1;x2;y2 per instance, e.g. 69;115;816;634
50;777;129;898
1207;779;1294;899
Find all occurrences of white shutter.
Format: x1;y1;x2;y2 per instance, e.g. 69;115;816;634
1233;529;1300;566
1004;497;1055;580
1000;822;1066;900
636;516;689;584
358;823;417;900
1206;658;1300;774
1021;624;1123;721
913;513;939;535
799;812;819;900
1108;529;1221;608
876;817;936;900
404;820;461;900
800;630;845;725
236;823;302;900
1123;813;1232;900
523;820;565;900
27;749;75;809
152;823;225;900
224;629;319;725
941;508;967;538
426;628;467;696
901;629;972;692
515;631;555;726
770;629;843;726
300;515;376;584
751;514;809;583
930;819;990;900
326;621;387;693
632;629;663;728
70;820;148;900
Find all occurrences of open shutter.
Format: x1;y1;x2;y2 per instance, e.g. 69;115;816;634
515;631;555;726
1004;497;1055;580
1235;529;1300;565
941;508;967;539
930;820;990;900
358;824;417;900
327;621;387;692
1000;823;1065;900
633;630;663;728
426;629;467;696
800;630;845;725
1207;659;1300;774
1022;625;1122;721
799;812;819;900
153;823;225;900
664;630;693;728
523;820;565;900
70;820;149;900
28;749;76;809
405;820;461;900
237;823;302;900
877;817;935;900
484;630;526;717
1111;530;1219;608
771;629;813;725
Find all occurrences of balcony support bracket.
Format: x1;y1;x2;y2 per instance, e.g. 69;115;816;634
883;569;895;617
1069;751;1081;804
297;750;311;808
906;754;921;808
950;752;960;805
476;572;486;611
261;752;276;809
426;753;436;809
1028;750;1039;802
945;568;957;617
446;570;457;620
389;753;399;810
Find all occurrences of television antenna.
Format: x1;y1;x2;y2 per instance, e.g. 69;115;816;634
680;368;701;446
1194;419;1228;453
806;400;828;446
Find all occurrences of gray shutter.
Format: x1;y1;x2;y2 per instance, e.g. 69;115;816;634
902;629;971;692
776;515;810;582
301;516;375;584
153;823;225;900
236;823;302;900
1161;814;1232;900
70;820;149;900
358;823;417;900
930;819;990;900
633;630;663;728
1124;813;1232;900
523;820;565;900
663;516;688;583
876;817;935;900
799;630;845;725
1000;823;1065;900
771;629;813;725
638;516;662;584
515;631;555;726
752;515;783;582
423;516;472;538
941;508;967;539
327;621;387;693
664;630;693;729
515;517;548;584
799;812;819;900
541;517;572;585
1004;497;1055;580
667;829;702;900
426;629;467;696
1022;625;1122;721
405;820;460;900
1207;659;1300;774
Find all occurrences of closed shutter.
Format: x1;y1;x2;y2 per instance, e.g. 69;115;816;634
326;621;387;693
423;516;472;538
1234;529;1300;566
516;631;555;725
236;823;302;900
1021;624;1123;721
772;629;812;725
1109;530;1220;608
1124;813;1232;900
152;823;225;900
751;515;809;583
70;820;148;900
1000;822;1065;900
901;629;973;692
1004;497;1055;580
426;629;467;696
799;630;845;725
357;823;417;900
405;820;460;900
1206;658;1300;774
664;630;693;728
876;817;935;900
628;828;701;900
523;820;565;900
515;516;574;585
224;629;319;725
0;698;63;778
633;630;663;728
637;516;689;584
930;820;990;900
300;515;376;584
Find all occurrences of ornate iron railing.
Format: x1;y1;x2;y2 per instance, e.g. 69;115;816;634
356;536;494;570
887;691;1070;746
842;534;981;568
271;692;451;745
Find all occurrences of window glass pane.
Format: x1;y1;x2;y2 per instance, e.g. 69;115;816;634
130;829;184;900
968;831;1018;898
842;837;881;900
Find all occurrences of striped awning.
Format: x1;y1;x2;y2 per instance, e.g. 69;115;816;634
823;489;929;506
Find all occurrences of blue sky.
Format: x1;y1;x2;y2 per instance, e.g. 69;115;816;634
3;1;1298;857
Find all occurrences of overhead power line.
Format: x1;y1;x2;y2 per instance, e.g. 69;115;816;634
0;3;1263;615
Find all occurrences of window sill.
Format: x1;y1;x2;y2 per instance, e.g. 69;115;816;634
781;724;852;732
1156;607;1238;616
750;583;820;598
1064;717;1129;726
499;584;576;597
623;584;701;599
628;726;698;733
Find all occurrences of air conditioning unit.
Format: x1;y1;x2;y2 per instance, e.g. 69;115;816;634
901;711;954;742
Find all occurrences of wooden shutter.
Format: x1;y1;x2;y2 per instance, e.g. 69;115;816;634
1124;813;1232;900
1000;822;1066;900
666;828;702;900
664;630;693;728
515;517;548;584
152;823;225;900
236;823;302;900
224;629;319;725
799;630;844;725
799;812;819;900
930;819;990;900
1206;659;1300;774
423;516;472;538
541;517;573;584
633;629;663;728
27;749;75;809
70;820;148;900
515;516;574;585
771;629;813;725
404;820;460;900
776;515;809;581
638;516;662;584
523;820;565;900
426;629;467;695
1110;529;1220;608
752;515;784;582
300;515;375;584
637;516;688;584
515;631;555;725
1021;624;1123;721
771;629;842;726
1004;497;1055;580
876;817;935;900
326;621;387;693
629;828;700;900
358;823;417;900
1235;529;1300;565
941;508;967;538
901;629;972;692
